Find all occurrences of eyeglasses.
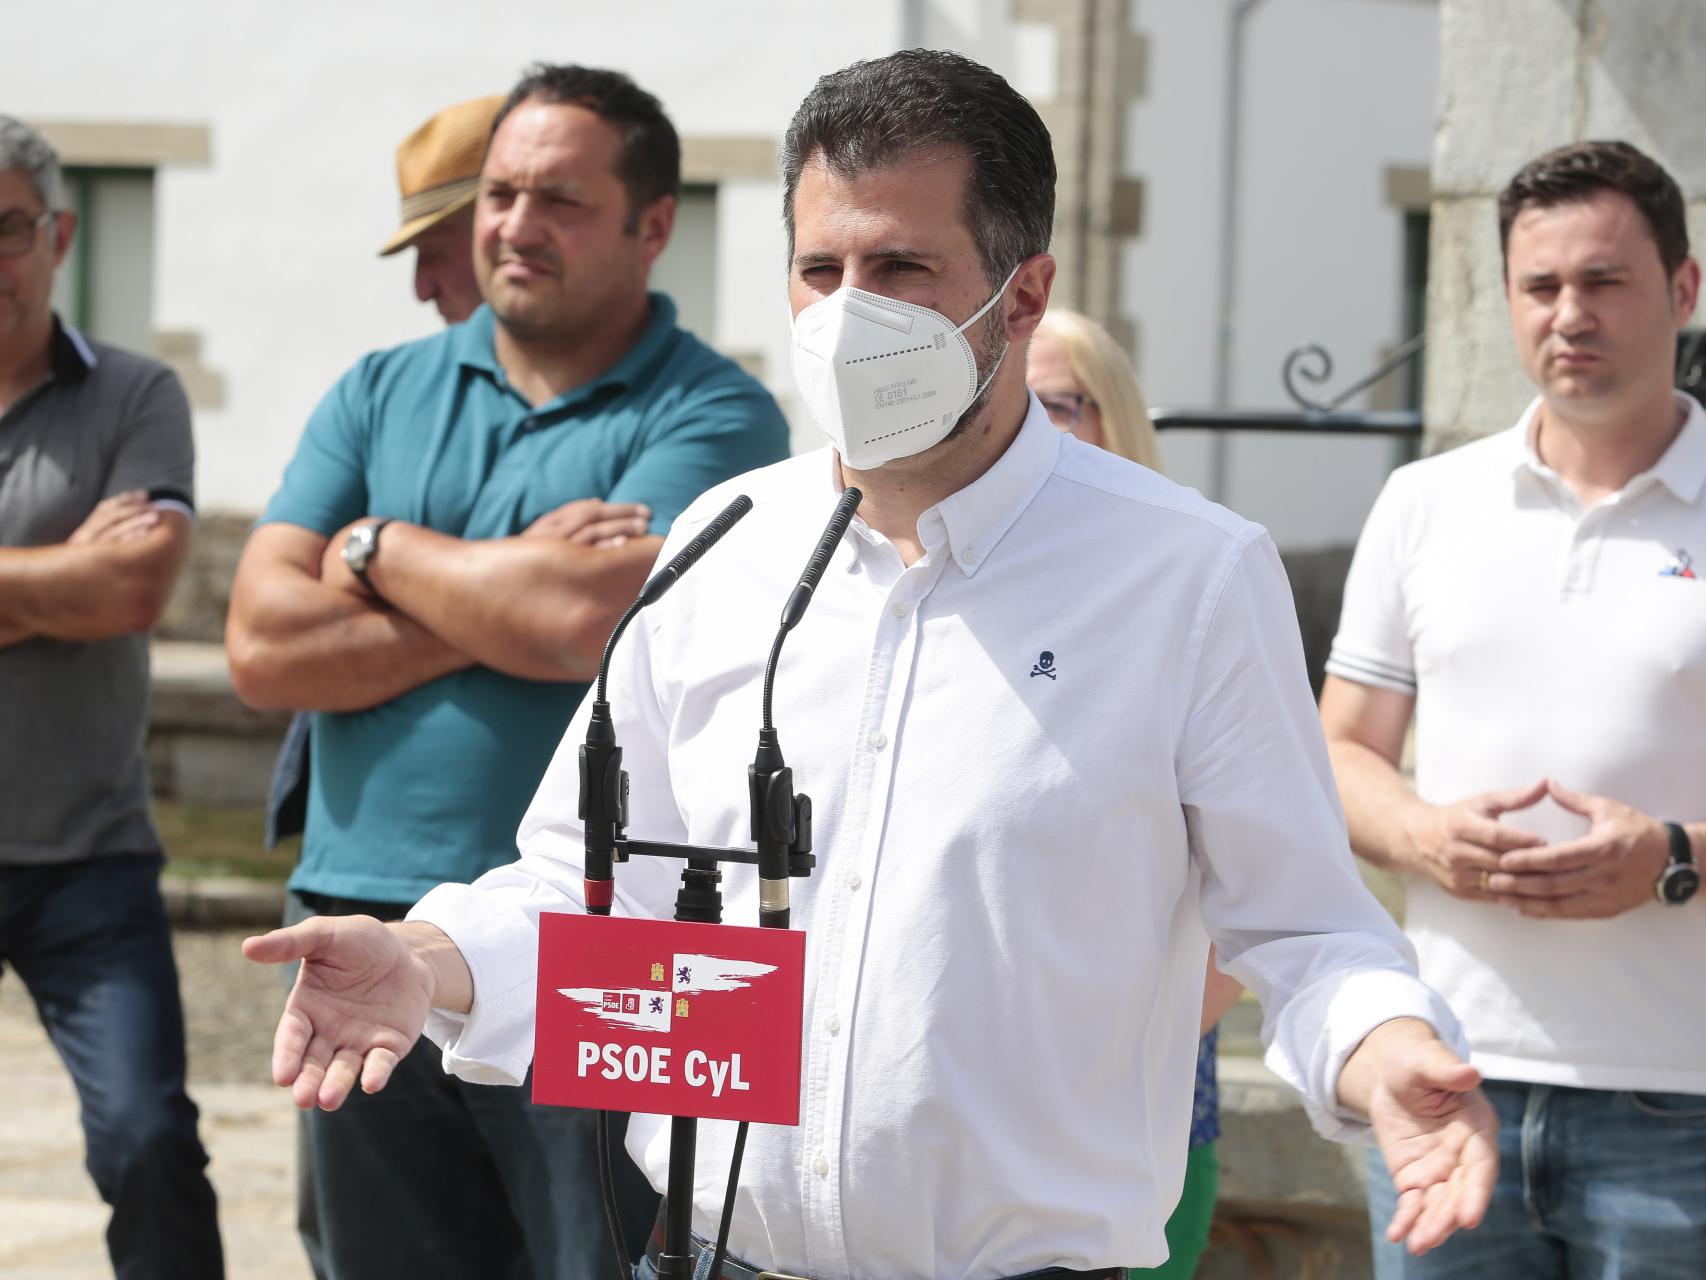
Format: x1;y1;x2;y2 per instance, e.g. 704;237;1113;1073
0;209;57;259
1036;391;1097;427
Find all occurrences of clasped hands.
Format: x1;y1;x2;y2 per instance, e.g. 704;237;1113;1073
1402;778;1672;918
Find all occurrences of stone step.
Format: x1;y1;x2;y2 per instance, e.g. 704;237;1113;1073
149;640;287;808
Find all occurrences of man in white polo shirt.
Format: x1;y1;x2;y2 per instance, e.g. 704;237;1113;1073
1322;139;1706;1278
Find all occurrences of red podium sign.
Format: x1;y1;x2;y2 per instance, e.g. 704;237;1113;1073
533;913;806;1125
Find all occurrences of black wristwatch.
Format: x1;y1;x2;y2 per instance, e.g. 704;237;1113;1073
1656;822;1700;905
341;517;394;594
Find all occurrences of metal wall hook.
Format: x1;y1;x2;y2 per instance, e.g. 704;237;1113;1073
1282;334;1426;413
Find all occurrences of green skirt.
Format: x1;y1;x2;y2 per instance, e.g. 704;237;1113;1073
1128;1141;1218;1279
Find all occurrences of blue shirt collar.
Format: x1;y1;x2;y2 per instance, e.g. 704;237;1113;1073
452;292;681;410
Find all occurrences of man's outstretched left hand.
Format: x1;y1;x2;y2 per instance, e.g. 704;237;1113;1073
1338;1017;1498;1256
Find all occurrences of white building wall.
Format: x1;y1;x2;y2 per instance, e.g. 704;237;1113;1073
6;0;920;512
8;0;1439;548
1125;0;1438;548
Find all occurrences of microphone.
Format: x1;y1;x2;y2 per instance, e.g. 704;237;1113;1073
581;494;753;913
635;494;755;610
752;488;862;927
775;487;862;638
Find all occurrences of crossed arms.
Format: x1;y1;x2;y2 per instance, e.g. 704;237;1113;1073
0;491;191;649
227;498;658;712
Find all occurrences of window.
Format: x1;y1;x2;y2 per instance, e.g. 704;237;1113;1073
649;183;718;344
48;166;156;356
1399;208;1429;413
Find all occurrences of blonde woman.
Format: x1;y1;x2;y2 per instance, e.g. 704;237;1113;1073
1029;311;1241;1280
1028;309;1163;470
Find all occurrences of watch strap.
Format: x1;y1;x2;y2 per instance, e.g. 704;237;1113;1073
1658;822;1699;905
1665;821;1694;867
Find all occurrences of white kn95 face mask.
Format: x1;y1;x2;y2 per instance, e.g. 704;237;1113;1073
791;265;1020;470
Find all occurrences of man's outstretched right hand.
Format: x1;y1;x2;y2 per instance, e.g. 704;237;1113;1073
242;916;439;1112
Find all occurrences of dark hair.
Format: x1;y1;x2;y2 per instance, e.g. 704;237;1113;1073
780;49;1055;288
493;63;681;227
1498;140;1689;276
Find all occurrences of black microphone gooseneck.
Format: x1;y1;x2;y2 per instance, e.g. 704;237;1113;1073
580;495;753;916
751;487;861;930
580;494;750;1280
574;488;855;1280
700;487;861;1280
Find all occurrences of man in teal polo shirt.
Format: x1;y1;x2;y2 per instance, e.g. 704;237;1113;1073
227;63;788;1280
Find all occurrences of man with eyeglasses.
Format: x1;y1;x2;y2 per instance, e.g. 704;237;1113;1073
0;115;223;1277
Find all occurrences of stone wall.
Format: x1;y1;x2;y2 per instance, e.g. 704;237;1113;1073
1427;0;1706;450
159;513;252;645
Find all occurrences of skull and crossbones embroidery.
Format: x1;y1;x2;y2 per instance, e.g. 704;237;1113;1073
1030;651;1057;680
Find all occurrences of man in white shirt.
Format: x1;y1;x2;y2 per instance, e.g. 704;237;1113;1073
246;50;1497;1278
1322;139;1706;1278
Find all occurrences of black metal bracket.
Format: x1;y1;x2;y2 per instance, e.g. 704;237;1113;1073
616;829;814;875
1282;334;1426;413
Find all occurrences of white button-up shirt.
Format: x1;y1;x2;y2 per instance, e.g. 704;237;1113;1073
412;397;1460;1278
1327;393;1706;1096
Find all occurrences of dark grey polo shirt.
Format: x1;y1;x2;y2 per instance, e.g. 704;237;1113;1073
0;319;194;864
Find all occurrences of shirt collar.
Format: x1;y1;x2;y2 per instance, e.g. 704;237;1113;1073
934;392;1062;577
1514;391;1706;504
453;291;680;408
830;394;1062;575
49;314;97;382
1647;393;1706;502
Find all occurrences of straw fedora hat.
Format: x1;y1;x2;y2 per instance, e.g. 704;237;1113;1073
379;95;506;256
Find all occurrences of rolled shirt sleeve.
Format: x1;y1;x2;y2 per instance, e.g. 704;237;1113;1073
1178;530;1463;1141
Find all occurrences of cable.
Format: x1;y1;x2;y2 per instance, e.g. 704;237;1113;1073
597;1110;630;1280
708;1120;750;1279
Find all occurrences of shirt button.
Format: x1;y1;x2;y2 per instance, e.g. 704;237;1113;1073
846;872;862;890
892;601;909;618
813;1154;829;1177
868;730;888;750
960;548;976;565
826;1015;842;1035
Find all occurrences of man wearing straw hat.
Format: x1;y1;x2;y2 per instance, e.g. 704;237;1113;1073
380;95;504;325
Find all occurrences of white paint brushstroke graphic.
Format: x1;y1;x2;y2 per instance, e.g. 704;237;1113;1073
558;986;672;1033
671;954;777;994
556;954;778;1036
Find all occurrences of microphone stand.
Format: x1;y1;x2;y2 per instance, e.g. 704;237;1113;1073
582;489;862;1280
577;494;753;1280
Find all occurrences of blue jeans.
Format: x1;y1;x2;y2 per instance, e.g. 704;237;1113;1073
1367;1077;1706;1278
287;891;659;1278
0;854;223;1279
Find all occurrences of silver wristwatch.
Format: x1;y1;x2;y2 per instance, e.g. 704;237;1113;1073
341;517;394;593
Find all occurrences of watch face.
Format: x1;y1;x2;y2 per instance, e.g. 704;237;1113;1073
1661;865;1701;905
344;525;374;571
